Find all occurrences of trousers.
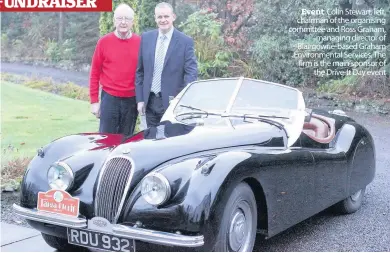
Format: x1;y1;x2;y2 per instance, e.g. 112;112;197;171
99;90;138;136
146;92;165;128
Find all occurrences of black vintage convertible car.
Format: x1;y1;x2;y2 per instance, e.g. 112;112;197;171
13;77;375;252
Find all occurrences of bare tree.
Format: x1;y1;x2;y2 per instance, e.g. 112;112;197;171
58;12;64;43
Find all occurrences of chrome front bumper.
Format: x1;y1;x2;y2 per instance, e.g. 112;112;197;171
13;204;204;247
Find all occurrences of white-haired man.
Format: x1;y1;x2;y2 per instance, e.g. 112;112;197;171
89;3;141;136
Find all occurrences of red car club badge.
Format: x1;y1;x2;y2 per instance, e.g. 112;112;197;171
37;189;80;217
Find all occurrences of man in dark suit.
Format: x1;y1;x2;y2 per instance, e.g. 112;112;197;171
135;2;198;127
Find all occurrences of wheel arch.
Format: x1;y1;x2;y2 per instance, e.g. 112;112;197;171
243;177;268;236
337;121;376;195
202;168;268;251
207;163;270;237
348;134;376;195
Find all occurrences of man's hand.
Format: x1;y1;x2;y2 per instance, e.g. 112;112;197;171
91;103;100;118
137;102;145;115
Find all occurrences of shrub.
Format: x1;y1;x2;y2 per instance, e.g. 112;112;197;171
60;82;89;101
24;77;55;92
138;0;160;32
228;58;261;79
249;35;304;86
317;75;359;94
179;10;233;78
45;39;61;63
1;157;32;191
60;39;76;61
1;33;9;53
199;0;255;52
318;75;390;98
3;73;90;101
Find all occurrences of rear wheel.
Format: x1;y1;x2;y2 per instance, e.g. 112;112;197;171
213;182;257;252
41;233;86;251
333;187;366;214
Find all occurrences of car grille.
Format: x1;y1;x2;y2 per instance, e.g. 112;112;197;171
95;156;133;223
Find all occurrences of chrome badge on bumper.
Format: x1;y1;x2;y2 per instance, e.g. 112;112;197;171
13;204;204;249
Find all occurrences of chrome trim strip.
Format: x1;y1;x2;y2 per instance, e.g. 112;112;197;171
94;156;110;212
95;154;135;224
13;204;204;248
225;76;244;113
112;224;204;247
13;204;87;228
185;76;242;85
113;155;135;223
243;77;300;91
94;152;117;213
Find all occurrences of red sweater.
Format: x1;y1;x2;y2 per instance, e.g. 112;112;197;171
89;32;141;104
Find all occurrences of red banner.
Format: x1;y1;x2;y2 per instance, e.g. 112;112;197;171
0;0;112;12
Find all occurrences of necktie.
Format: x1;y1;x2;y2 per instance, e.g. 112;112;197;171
151;35;167;94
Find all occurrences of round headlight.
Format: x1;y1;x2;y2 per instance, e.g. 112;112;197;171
141;172;171;206
47;162;74;191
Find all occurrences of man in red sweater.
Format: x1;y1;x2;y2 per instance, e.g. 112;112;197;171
89;3;141;136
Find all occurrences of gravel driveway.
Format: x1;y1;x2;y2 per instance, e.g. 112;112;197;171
1;62;389;251
1;62;89;86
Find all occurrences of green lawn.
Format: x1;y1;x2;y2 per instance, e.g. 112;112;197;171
1;81;99;162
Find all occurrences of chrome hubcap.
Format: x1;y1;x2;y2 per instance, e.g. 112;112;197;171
228;201;252;251
351;189;362;202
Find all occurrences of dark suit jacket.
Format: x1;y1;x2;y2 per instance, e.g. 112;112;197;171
135;28;198;109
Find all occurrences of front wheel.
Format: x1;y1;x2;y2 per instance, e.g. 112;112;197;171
213;182;257;252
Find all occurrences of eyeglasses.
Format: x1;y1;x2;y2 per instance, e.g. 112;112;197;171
115;16;133;22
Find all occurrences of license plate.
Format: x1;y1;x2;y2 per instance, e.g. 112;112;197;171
67;228;135;252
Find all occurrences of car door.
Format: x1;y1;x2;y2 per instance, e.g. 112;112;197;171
251;147;317;237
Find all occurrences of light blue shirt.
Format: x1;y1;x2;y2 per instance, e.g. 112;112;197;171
154;27;174;62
